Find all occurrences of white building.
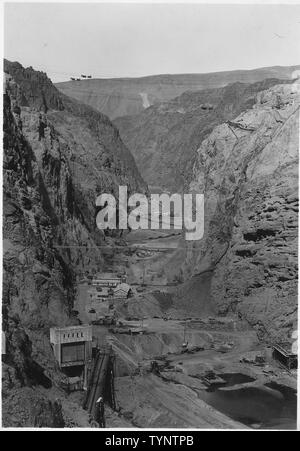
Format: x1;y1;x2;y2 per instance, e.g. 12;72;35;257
92;272;126;288
50;325;93;390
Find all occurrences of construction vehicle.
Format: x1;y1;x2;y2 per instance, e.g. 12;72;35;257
92;315;116;326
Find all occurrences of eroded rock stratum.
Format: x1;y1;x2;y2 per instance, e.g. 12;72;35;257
182;83;299;341
2;60;146;426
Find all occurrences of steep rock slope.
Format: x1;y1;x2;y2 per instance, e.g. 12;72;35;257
115;79;292;192
3;89;72;426
2;60;146;426
56;65;300;120
181;83;299;341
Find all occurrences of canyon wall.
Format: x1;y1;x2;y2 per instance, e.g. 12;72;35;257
115;79;292;192
2;60;146;426
56;65;300;120
182;83;299;341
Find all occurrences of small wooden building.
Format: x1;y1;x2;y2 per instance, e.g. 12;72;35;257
114;283;132;301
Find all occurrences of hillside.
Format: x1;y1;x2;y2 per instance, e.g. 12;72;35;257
55;65;300;120
2;60;146;427
115;78;292;191
178;82;299;342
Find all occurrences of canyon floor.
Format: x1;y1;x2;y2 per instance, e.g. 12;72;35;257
67;228;297;429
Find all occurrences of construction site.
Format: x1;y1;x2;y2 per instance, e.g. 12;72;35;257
47;225;297;430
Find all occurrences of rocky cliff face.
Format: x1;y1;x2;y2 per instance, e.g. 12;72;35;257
2;60;146;426
56;65;300;120
115;79;293;192
182;83;299;341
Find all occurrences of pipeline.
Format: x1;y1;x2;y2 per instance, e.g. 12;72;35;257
84;347;115;421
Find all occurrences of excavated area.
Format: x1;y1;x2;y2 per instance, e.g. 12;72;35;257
71;228;297;429
91;310;297;429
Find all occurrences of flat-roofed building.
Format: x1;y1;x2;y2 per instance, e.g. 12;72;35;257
50;325;93;390
92;272;126;288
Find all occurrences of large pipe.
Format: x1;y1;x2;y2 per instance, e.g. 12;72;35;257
84;350;112;419
84;352;103;412
90;353;111;419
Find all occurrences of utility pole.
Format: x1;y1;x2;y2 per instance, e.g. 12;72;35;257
142;262;146;286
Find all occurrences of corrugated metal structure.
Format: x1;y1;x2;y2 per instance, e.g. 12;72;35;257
272;342;297;370
61;342;85;366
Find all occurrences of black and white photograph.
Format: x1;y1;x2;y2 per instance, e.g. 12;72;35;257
1;1;299;432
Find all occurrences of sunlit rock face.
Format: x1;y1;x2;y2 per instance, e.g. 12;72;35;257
183;83;299;341
114;78;294;192
3;59;146;331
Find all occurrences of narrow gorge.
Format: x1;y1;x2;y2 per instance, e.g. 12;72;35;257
2;60;298;430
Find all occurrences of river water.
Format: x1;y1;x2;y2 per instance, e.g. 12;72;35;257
198;376;297;430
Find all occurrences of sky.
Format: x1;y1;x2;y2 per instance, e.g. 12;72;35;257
4;2;300;82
